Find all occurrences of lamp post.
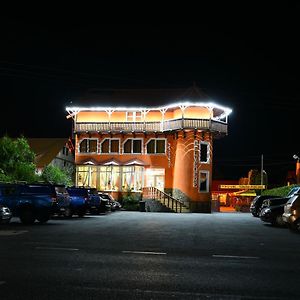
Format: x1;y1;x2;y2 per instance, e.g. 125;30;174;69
293;154;300;184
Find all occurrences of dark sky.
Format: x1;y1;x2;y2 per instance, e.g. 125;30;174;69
0;13;299;183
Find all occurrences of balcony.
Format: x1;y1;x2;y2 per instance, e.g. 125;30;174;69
74;118;227;135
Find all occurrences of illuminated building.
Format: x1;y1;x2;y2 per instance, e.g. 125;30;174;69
66;88;232;212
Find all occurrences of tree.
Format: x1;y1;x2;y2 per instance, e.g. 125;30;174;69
41;165;72;186
0;136;37;182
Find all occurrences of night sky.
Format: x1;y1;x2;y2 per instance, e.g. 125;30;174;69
1;14;299;184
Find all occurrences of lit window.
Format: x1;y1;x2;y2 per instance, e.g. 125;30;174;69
99;166;120;191
146;139;166;154
199;171;209;192
121;166;143;191
200;142;210;163
126;111;143;122
123;139;142;154
79;139;98;153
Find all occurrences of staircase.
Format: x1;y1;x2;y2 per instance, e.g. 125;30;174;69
143;187;190;213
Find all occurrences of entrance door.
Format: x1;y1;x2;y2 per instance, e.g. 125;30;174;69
154;175;164;190
145;169;165;190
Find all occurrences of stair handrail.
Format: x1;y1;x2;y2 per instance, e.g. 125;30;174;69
143;186;187;213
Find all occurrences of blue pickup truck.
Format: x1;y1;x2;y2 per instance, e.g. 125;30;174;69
0;183;54;224
66;187;104;216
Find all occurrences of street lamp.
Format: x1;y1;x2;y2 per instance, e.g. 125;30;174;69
293;154;299;162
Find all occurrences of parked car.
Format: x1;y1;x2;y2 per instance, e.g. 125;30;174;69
66;187;93;217
85;188;102;214
250;195;279;217
52;184;71;216
282;192;300;232
259;187;300;226
0;183;54;224
0;205;12;224
260;204;287;226
99;193;121;212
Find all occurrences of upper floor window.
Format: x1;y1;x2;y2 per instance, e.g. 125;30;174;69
79;139;98;153
126;111;143;122
100;139;120;154
123;139;142;154
200;142;210;163
146;139;166;154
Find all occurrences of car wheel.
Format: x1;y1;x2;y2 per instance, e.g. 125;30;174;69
36;213;50;223
20;209;35;225
78;209;86;217
64;208;73;218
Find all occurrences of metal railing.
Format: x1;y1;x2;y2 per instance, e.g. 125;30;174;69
74;118;227;134
143;186;187;213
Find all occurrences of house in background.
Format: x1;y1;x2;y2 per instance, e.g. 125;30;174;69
27;138;75;177
66;87;232;212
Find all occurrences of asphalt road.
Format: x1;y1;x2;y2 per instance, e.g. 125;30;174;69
0;211;299;300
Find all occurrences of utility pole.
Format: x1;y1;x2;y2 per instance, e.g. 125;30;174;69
261;154;264;185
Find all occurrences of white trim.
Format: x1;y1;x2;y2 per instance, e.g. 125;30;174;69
66;101;232;120
122;138;143;154
199;170;209;193
99;138;121;154
145;138;167;155
199;141;210;164
78;138;98;154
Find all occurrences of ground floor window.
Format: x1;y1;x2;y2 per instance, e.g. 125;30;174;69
77;166;97;187
199;170;209;192
76;165;145;192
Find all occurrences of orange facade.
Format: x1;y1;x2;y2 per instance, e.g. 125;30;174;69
67;102;231;212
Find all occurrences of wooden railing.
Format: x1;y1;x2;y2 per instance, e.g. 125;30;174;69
143;187;187;213
74;118;227;134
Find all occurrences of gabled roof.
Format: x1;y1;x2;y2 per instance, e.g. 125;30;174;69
27;138;70;168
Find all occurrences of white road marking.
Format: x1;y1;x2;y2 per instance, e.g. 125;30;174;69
35;247;79;251
0;281;6;285
0;230;28;236
212;254;260;259
122;250;167;255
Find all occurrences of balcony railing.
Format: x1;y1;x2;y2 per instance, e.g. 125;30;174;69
74;118;227;134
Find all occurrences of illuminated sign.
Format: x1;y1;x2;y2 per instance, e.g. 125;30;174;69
220;185;266;190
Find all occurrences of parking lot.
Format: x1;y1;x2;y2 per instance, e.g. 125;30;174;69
0;211;300;299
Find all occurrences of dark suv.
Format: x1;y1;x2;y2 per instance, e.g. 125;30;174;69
260;186;300;226
66;187;100;217
0;183;54;224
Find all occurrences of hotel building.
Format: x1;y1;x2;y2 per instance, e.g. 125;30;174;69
66;88;232;212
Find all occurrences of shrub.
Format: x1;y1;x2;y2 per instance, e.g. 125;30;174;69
262;185;300;197
122;189;141;211
41;165;72;186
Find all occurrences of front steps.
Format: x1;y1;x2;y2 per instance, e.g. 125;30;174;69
143;187;190;213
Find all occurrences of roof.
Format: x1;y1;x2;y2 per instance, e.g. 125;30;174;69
27;138;69;168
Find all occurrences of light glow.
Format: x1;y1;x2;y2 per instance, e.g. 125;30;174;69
66;101;232;119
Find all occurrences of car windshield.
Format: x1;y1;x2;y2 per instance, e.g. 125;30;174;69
287;187;300;197
88;189;98;195
67;188;87;196
55;186;68;194
100;194;111;200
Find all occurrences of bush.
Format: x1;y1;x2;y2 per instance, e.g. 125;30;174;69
41;165;72;186
122;189;141;211
262;185;300;197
